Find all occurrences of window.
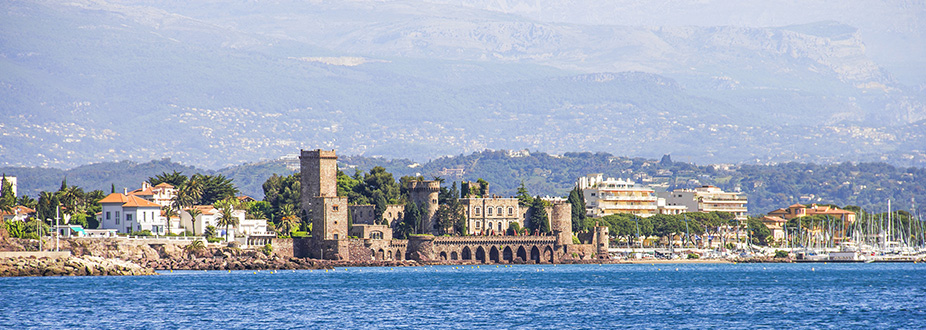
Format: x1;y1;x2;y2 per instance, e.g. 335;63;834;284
508;207;513;216
499;223;502;231
115;212;121;224
475;221;481;228
475;207;481;215
106;212;111;220
497;207;503;216
126;214;132;222
142;212;146;221
333;205;339;212
333;234;339;240
487;207;493;216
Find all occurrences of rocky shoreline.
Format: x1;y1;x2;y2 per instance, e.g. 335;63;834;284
0;255;156;277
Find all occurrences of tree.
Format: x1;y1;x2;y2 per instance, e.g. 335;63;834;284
262;173;300;223
196;174;238;205
277;204;299;237
373;190;387;221
361;167;401;204
149;171;188;187
396;200;420;239
0;175;15;214
527;197;550;234
17;195;37;210
36;191;59;224
162;206;177;235
567;186;587;232
436;182;466;235
215;198;239;242
185;207;203;234
516;181;533;206
747;217;772;245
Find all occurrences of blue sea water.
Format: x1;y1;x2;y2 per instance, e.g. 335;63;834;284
2;263;925;329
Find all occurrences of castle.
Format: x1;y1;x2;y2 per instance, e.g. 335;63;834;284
293;149;610;263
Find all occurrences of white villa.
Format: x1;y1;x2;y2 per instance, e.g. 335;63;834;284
98;193;166;234
180;205;267;238
128;182;177;208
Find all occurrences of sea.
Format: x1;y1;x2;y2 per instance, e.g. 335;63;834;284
1;263;924;329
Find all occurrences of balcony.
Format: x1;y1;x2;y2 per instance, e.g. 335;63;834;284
597;194;657;202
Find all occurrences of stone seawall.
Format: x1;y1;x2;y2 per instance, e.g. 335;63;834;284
0;255;155;277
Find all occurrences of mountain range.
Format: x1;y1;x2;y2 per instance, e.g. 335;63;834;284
1;0;925;169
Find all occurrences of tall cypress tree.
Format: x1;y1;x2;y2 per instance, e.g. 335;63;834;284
568;186;587;232
528;197;550;234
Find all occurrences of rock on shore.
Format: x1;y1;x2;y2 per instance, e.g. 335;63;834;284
0;255;156;277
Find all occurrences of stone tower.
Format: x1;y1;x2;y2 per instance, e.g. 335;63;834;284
550;201;573;246
408;180;440;235
300;149;348;241
595;225;610;259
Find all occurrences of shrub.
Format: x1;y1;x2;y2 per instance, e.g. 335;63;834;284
572;236;581;244
687;253;700;259
291;231;309;238
206;237;223;243
774;250;789;258
261;243;273;256
129;230;153;237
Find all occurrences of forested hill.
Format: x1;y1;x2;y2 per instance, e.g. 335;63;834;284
339;150;926;215
4;151;925;215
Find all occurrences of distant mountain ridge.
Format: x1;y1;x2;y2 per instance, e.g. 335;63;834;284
1;0;925;169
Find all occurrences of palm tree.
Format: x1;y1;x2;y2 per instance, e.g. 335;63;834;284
278;204;299;238
162;206;177;235
185;207;202;235
215;200;238;242
58;185;85;217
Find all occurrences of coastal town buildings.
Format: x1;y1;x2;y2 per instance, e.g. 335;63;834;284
98;193;165;234
767;203;857;240
657;186;749;220
577;174;658;217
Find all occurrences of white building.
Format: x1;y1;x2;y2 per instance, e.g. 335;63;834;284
128;182;177;208
577;174;658;217
180;205;263;238
657;186;748;220
1;205;34;222
98;193;166;234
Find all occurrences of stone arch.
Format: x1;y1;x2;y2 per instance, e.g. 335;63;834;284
462;246;472;260
387;250;393;259
440;251;448;260
517;246;527;262
376;249;385;260
530;246;541;263
395;249;403;260
543;246;554;263
502;246;513;262
451;251;459;260
489;246;500;263
476;246;486;263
